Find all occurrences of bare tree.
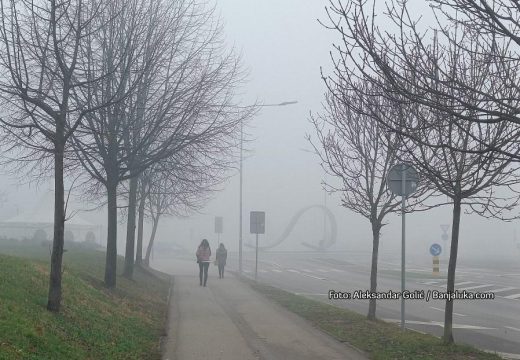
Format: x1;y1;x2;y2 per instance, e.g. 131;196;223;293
0;0;118;311
309;79;429;320
72;0;250;286
322;0;520;342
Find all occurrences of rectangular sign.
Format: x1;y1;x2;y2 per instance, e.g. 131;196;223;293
215;216;223;234
250;211;265;234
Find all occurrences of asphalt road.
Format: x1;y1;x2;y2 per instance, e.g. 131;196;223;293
222;250;520;359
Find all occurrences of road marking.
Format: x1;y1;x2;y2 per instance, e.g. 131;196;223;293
329;268;343;272
422;280;440;285
258;270;268;273
504;293;520;299
489;287;516;293
301;269;312;272
454;281;474;286
458;284;494;291
300;273;326;280
287;269;300;273
382;318;496;330
271;269;282;273
294;292;328;296
315;269;329;273
493;352;520;360
429;306;466;317
505;326;520;332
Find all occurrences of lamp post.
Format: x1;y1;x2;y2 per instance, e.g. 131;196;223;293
238;100;297;273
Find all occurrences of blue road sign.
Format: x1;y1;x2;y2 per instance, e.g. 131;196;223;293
430;243;442;256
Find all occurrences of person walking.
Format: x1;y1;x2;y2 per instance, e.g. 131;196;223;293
216;243;228;279
196;239;211;286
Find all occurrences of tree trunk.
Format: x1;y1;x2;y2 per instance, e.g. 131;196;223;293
47;141;66;312
144;214;160;266
123;176;138;277
443;197;462;344
367;221;381;320
104;176;118;288
135;180;147;266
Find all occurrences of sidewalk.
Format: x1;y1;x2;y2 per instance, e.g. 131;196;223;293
161;265;368;360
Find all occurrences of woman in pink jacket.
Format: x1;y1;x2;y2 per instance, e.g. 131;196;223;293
196;239;212;286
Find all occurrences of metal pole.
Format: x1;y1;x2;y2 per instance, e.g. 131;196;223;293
255;233;258;281
239;120;243;273
401;165;406;331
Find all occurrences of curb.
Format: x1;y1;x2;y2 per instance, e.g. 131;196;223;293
160;275;175;360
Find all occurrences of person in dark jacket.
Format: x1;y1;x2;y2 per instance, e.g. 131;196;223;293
196;239;211;286
216;243;227;279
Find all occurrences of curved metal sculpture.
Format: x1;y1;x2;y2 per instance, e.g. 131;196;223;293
246;205;337;250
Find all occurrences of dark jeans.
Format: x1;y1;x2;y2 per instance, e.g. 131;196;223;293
199;262;209;286
218;264;225;278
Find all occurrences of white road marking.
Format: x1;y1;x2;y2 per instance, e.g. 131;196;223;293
504;293;520;300
300;273;326;280
454;281;474;286
287;269;300;273
258;270;268;273
315;269;329;273
294;292;328;296
429;306;466;317
493;352;520;360
505;326;520;332
271;269;282;273
329;268;343;272
422;280;440;285
489;287;516;293
301;269;312;272
382;318;496;330
458;284;494;291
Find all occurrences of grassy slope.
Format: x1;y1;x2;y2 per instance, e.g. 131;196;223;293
0;245;169;360
251;282;502;360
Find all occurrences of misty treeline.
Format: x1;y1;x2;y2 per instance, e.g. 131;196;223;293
0;0;253;312
312;0;520;343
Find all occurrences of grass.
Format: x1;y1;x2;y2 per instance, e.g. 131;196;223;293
0;242;170;360
249;281;502;360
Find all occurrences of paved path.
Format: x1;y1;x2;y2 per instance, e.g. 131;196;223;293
160;263;368;360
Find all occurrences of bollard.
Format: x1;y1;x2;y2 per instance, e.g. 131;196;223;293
433;256;440;275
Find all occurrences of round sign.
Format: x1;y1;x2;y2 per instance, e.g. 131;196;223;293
386;163;419;197
430;243;442;256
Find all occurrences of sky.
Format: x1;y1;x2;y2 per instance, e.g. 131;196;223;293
0;0;519;262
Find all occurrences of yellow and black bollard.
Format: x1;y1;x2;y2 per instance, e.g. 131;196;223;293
433;256;440;275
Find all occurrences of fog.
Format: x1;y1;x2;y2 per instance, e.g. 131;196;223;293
1;0;519;264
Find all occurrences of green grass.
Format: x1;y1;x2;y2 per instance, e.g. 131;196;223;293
0;243;170;360
249;281;501;360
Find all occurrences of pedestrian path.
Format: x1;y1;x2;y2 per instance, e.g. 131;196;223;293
162;273;368;360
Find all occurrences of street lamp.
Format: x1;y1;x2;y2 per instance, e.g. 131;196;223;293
238;100;298;273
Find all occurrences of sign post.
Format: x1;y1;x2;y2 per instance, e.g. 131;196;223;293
215;216;223;249
386;163;419;331
250;211;265;281
440;224;450;259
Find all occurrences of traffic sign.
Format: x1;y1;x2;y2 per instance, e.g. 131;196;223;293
441;234;449;241
250;211;265;234
215;216;223;234
386;163;419;197
430;243;442;256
